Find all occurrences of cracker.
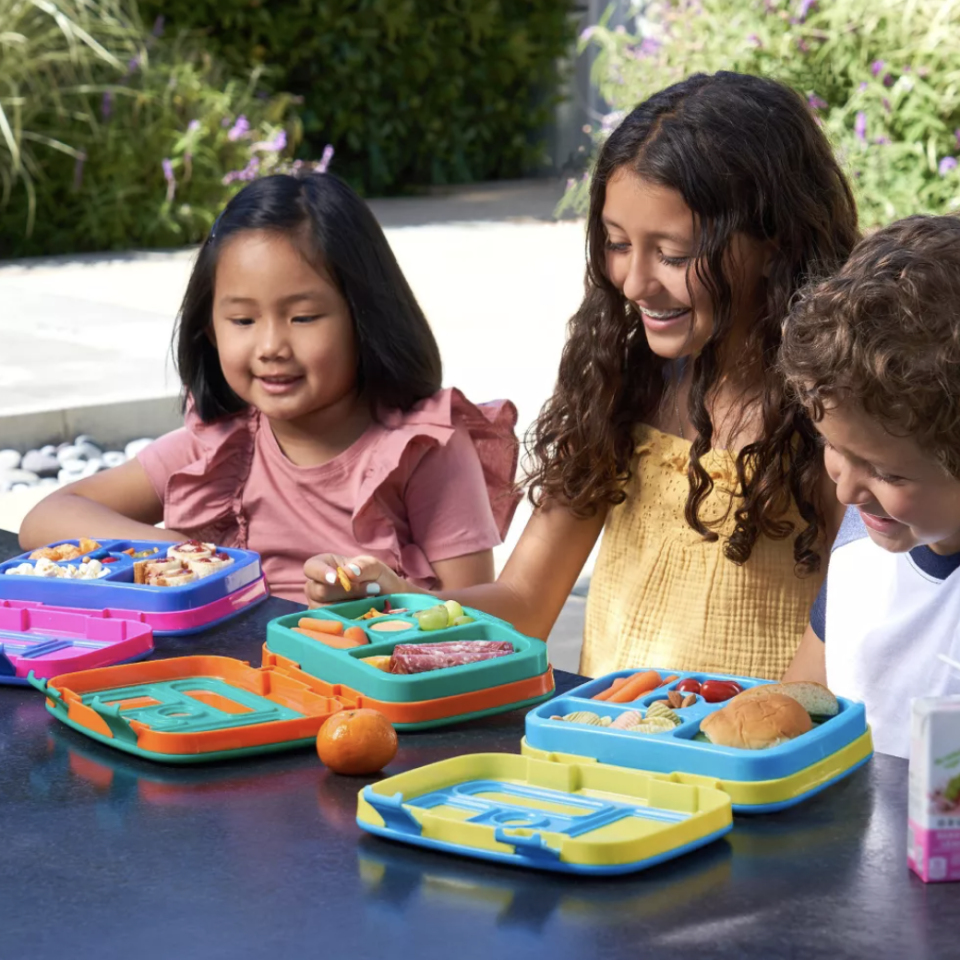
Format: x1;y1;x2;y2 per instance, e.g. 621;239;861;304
336;566;353;593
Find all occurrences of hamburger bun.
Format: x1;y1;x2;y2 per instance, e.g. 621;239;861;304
735;680;839;717
700;691;813;750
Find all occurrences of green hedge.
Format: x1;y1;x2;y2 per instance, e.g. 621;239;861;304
565;0;960;228
0;2;301;257
137;0;577;194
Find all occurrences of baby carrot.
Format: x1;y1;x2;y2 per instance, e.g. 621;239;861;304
293;628;366;649
592;676;630;701
343;626;370;646
657;675;679;688
608;669;662;703
297;618;344;636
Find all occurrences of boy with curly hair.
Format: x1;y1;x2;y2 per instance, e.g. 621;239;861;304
779;215;960;758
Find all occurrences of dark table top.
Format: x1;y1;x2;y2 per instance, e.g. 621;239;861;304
0;528;956;958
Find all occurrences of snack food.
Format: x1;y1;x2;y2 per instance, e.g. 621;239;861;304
700;680;743;703
316;708;398;775
29;538;100;562
187;553;235;579
549;711;612;727
166;540;215;563
389;640;514;675
735;680;839;717
336;566;353;593
593;669;662;703
5;557;108;580
700;690;812;750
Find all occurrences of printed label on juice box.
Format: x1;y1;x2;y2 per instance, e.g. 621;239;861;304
908;697;960;882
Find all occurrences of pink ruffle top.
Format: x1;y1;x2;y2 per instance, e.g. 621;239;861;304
138;388;521;603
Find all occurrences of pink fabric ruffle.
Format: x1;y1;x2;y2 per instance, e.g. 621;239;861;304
160;389;521;586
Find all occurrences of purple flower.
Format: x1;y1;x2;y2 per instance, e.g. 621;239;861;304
746;33;762;48
939;157;958;177
855;111;867;141
187;119;201;133
874;136;891;145
316;144;335;174
797;37;810;53
871;60;885;76
162;157;176;201
642;37;661;54
884;73;895;88
859;81;868;92
269;130;287;151
579;26;596;43
883;98;891;113
221;117;232;128
808;94;828;111
73;152;86;190
101;91;113;120
151;15;165;38
227;115;250;141
796;0;816;21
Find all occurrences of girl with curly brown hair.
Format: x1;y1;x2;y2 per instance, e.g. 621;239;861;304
306;72;860;680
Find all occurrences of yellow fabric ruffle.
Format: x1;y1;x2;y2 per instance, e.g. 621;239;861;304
580;424;823;680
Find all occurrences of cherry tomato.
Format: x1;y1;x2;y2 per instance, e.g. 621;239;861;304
675;678;701;695
700;680;743;703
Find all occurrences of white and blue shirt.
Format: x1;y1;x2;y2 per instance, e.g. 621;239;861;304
812;507;960;758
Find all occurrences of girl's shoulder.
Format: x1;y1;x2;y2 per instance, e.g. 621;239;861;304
363;387;521;536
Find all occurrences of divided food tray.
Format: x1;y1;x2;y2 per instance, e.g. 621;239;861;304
1;539;268;634
30;595;557;760
357;753;733;875
265;594;550;704
522;668;873;812
30;656;347;762
0;602;154;684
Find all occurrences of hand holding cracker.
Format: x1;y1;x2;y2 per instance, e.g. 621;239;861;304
303;553;412;608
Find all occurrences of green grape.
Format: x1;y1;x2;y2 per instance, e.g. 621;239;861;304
415;605;450;631
444;600;465;621
452;615;476;626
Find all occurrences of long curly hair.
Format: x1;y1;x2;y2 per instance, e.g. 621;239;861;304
527;72;860;572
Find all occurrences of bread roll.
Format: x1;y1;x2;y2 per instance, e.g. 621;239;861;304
736;680;839;717
700;691;813;749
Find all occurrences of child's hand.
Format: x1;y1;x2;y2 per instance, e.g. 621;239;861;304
303;554;415;607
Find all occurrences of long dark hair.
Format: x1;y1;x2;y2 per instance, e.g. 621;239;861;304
528;72;860;572
174;173;442;422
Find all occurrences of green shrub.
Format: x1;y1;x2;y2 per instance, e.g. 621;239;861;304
137;0;578;195
567;0;960;228
0;0;140;236
1;13;304;256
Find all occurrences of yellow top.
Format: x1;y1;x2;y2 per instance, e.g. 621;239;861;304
580;424;823;681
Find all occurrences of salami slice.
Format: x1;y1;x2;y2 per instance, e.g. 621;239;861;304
389;640;515;675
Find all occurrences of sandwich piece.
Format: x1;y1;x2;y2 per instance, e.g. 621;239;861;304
735;680;839;718
166;540;215;563
186;552;234;579
134;557;183;584
700;690;813;750
146;569;197;588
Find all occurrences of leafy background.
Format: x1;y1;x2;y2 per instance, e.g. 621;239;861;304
564;0;960;228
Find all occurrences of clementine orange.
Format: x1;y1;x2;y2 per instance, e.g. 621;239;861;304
316;708;398;775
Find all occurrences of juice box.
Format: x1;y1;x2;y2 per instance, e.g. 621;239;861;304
908;697;960;882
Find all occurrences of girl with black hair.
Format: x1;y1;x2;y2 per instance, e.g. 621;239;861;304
306;72;861;680
21;173;520;602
